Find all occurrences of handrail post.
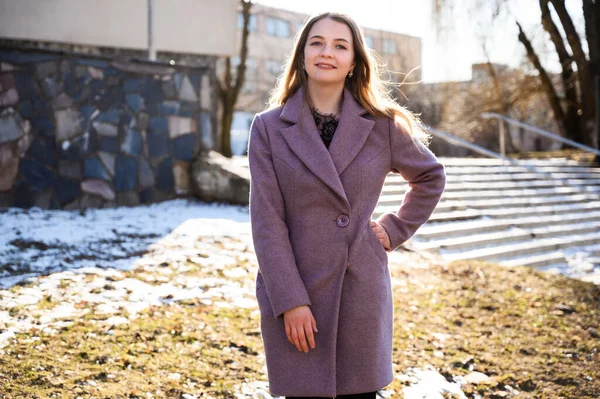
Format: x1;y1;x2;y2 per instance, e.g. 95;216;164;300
499;119;506;158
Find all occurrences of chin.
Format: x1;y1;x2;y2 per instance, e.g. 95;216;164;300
308;74;345;86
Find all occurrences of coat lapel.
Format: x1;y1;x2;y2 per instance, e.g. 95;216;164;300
328;87;375;175
279;86;375;206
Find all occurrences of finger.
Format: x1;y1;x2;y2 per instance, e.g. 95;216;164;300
311;314;318;333
285;323;293;345
291;325;302;352
297;325;309;353
305;322;316;349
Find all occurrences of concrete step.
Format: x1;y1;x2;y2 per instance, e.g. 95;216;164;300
382;177;600;192
415;211;600;239
377;193;595;210
415;221;600;253
381;185;586;200
443;165;600;175
437;157;598;167
440;231;600;263
499;242;600;269
375;200;600;221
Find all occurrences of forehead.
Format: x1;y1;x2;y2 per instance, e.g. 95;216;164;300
307;18;353;41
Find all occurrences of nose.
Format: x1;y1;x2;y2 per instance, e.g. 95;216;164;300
320;43;333;57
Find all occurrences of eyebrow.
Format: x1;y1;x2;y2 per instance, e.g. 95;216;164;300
309;35;350;43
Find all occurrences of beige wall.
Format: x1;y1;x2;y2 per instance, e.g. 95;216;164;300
0;0;238;56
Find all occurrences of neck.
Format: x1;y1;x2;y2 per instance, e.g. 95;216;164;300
305;81;344;115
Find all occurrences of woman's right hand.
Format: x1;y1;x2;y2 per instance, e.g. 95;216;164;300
283;305;318;352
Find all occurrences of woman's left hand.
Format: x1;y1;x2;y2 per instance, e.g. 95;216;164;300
369;221;392;252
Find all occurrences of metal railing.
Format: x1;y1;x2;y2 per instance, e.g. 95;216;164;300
480;112;600;158
426;125;600;198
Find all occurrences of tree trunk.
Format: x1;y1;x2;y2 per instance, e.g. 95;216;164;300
549;0;595;146
583;0;600;154
517;22;569;141
215;0;252;158
540;0;582;146
220;100;234;158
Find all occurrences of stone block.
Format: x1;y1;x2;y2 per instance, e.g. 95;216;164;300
126;93;144;113
160;100;180;115
19;158;55;192
92;121;118;137
58;160;82;180
83;156;110;181
121;129;142;157
0;140;19;192
117;191;140;207
138;158;154;188
178;75;198;102
55;108;83;141
26;135;57;167
81;179;115;201
35;61;58;80
149;116;168;133
114;154;138;192
41;76;63;98
173;161;190;195
99;137;119;153
140;187;153;203
200;74;211;109
0;110;23;144
55;177;80;205
168;116;196;139
156;156;174;192
191;150;250;205
98;152;116;176
0;88;18;107
172;133;196;162
51;92;73;110
80;193;105;209
147;130;169;157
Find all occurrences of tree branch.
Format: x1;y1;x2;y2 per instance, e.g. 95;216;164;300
517;21;566;135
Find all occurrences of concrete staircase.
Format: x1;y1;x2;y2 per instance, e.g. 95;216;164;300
373;157;600;275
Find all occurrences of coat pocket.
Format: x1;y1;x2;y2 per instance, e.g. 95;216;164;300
365;226;388;272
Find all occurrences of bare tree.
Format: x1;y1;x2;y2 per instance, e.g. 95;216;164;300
432;0;599;153
216;0;253;158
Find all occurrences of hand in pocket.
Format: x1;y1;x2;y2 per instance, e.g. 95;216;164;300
369;221;391;252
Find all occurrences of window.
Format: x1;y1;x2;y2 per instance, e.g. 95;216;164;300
237;11;257;32
230;57;258;80
266;60;283;76
364;36;374;49
382;39;396;54
266;16;290;38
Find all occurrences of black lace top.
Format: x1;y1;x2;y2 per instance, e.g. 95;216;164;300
310;105;340;149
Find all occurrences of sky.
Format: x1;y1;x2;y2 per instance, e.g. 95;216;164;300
255;0;586;83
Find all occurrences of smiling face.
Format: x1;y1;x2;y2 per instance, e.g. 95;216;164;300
303;17;355;87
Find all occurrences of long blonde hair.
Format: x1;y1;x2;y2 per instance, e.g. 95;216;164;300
267;12;432;150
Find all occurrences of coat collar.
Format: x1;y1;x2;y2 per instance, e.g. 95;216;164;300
279;85;375;206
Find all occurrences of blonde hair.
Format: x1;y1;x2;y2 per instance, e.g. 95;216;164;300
267;12;432;150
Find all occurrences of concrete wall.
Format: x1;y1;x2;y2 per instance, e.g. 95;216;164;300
0;0;237;57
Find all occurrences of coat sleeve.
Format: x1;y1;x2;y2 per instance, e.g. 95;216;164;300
376;117;446;252
248;113;312;319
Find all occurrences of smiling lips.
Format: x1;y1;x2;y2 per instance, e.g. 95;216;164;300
316;63;336;69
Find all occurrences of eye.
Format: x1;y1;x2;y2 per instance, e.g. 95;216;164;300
336;44;347;50
310;41;322;46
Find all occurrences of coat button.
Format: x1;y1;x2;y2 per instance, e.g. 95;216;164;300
336;214;350;227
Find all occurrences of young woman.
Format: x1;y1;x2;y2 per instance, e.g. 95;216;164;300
248;11;446;399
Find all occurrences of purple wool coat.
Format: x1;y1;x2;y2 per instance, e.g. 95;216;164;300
248;86;446;398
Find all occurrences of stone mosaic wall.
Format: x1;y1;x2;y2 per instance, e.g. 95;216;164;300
0;48;215;209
